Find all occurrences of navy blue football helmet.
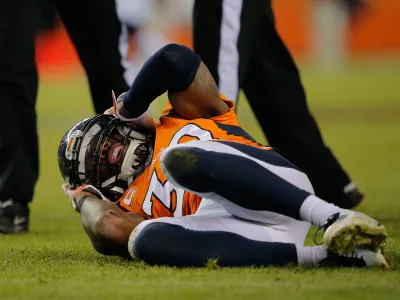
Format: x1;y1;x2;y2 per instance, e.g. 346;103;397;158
58;114;154;201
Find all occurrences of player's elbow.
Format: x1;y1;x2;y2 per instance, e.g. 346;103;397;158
160;43;191;63
90;210;131;257
157;43;200;92
92;212;117;253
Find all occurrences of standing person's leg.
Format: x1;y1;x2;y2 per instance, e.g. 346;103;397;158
193;0;264;102
55;0;129;114
0;0;41;233
242;3;362;208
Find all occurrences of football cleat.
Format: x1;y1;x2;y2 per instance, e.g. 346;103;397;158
0;199;29;234
322;209;387;254
322;248;389;268
343;185;364;209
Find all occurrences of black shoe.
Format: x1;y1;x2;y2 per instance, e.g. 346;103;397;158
343;186;364;209
0;199;29;233
330;184;364;209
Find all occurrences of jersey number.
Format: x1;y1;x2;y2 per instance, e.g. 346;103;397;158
142;170;185;217
141;124;213;217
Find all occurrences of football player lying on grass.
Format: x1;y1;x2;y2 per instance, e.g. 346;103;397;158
59;44;388;268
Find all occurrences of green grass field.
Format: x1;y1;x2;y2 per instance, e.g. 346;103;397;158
1;61;400;300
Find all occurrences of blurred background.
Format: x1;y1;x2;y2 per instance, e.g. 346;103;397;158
33;0;399;222
1;2;400;295
36;0;400;76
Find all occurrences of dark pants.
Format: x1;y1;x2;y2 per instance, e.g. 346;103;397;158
55;0;129;114
0;0;40;204
193;0;354;206
0;0;128;204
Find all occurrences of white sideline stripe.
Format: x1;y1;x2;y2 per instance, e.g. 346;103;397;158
118;23;132;86
343;181;356;193
218;0;243;102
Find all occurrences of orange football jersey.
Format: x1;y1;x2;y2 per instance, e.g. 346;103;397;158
116;97;271;219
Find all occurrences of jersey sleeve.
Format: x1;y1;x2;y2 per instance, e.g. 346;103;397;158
209;95;238;126
161;101;174;116
161;94;238;126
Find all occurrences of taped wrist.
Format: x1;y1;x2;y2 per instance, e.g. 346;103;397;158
75;195;93;213
123;43;202;117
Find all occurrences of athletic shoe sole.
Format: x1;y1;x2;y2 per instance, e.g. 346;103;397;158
373;248;390;269
324;215;387;254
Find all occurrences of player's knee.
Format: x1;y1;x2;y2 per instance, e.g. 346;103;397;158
130;222;174;264
159;43;193;63
161;146;203;179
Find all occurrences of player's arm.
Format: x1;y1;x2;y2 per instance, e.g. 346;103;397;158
73;191;144;258
117;43;229;120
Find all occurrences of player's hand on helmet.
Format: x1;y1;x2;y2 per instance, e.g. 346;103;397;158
104;91;156;130
62;184;109;212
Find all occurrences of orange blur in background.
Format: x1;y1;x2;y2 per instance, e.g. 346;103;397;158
35;0;400;77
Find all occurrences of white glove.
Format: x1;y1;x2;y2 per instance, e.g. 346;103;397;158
104;91;156;130
62;184;109;211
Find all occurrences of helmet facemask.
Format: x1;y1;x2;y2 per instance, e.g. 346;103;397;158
62;115;154;201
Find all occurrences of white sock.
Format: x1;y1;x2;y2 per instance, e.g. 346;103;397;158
296;245;328;266
299;195;341;227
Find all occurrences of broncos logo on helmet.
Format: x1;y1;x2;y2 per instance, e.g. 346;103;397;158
58;114;154;201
